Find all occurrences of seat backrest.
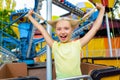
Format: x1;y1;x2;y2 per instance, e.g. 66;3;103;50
0;63;27;79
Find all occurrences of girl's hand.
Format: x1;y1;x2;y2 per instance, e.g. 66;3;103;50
95;3;105;10
27;10;34;17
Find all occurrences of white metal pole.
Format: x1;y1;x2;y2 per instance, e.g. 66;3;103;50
46;0;52;80
105;13;113;57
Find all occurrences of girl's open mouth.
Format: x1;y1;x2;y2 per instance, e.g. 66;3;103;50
60;35;67;41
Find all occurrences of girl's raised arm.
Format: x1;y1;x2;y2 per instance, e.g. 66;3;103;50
80;3;105;47
28;10;54;47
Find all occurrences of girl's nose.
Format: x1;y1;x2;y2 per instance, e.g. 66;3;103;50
61;29;65;34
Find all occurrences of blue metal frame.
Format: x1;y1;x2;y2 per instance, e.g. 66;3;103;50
0;0;47;65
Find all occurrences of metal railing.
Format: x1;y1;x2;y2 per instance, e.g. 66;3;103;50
58;75;92;80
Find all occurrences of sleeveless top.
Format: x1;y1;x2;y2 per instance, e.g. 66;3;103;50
52;40;82;79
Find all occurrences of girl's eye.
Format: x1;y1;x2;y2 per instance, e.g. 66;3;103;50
64;27;69;30
56;28;61;31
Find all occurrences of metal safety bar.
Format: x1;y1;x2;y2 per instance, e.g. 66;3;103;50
58;75;93;80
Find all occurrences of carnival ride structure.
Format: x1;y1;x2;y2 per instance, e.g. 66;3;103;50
1;0;120;80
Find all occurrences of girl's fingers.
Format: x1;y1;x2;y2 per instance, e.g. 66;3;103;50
95;3;105;10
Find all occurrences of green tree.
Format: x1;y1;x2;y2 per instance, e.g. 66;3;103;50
0;0;16;37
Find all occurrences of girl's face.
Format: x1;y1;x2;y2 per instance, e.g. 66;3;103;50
55;20;73;43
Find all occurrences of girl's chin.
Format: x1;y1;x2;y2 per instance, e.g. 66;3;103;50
59;37;70;43
60;40;70;43
60;39;66;43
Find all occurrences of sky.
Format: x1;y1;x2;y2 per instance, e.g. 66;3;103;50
15;0;34;10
